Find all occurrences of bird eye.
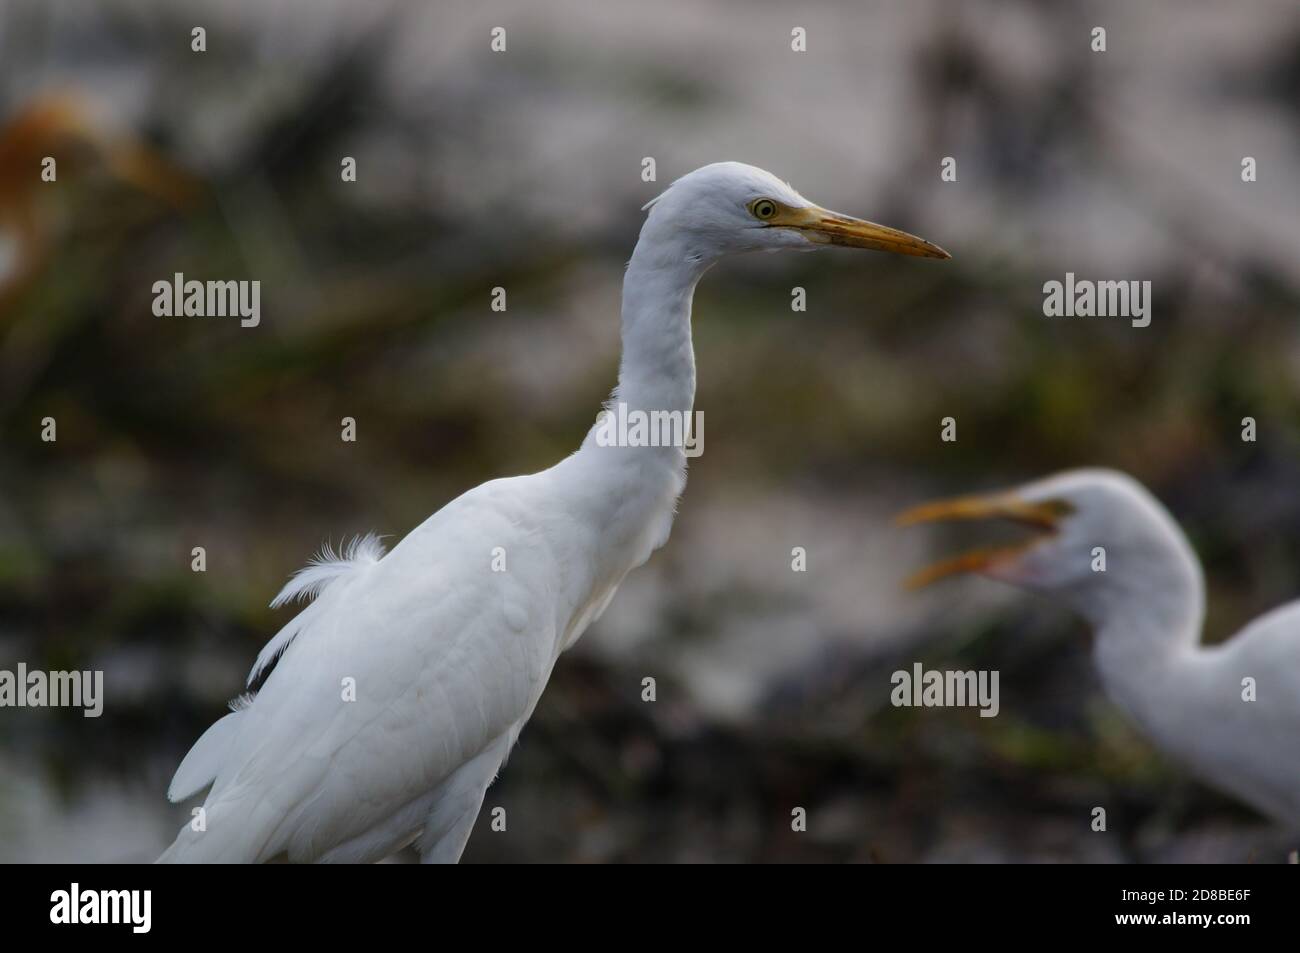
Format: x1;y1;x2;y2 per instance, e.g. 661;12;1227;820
1041;499;1077;520
749;199;778;221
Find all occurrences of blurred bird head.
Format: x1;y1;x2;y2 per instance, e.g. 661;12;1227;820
897;468;1195;610
0;92;200;211
0;92;201;311
640;161;949;263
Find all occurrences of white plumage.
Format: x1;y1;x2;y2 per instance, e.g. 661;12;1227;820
901;468;1300;830
159;162;948;863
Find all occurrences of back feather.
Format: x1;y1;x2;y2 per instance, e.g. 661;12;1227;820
270;532;388;609
249;533;387;688
164;533;389;829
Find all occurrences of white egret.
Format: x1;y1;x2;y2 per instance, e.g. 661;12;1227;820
159;162;949;863
899;468;1300;830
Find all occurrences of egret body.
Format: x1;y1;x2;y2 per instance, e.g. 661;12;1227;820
160;162;948;863
901;468;1300;830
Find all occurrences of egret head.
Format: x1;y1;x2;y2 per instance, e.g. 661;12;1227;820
897;469;1195;613
641;162;949;263
0;93;199;209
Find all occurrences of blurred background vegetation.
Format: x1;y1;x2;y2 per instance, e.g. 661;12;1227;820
1;0;1298;862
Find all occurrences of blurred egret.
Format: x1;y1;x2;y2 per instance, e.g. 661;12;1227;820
900;468;1300;830
159;161;948;863
0;93;197;310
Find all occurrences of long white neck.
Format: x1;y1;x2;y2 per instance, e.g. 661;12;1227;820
606;234;705;424
576;226;707;465
1086;522;1206;742
1080;515;1300;827
554;229;709;600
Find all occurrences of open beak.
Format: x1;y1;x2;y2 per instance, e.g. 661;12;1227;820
895;492;1072;588
774;205;950;259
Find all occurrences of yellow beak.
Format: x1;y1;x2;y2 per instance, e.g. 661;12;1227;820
895;492;1072;588
772;205;950;259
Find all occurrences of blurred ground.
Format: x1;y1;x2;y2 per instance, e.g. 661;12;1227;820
0;0;1298;862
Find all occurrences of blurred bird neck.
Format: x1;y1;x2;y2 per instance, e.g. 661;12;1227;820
1088;529;1206;729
